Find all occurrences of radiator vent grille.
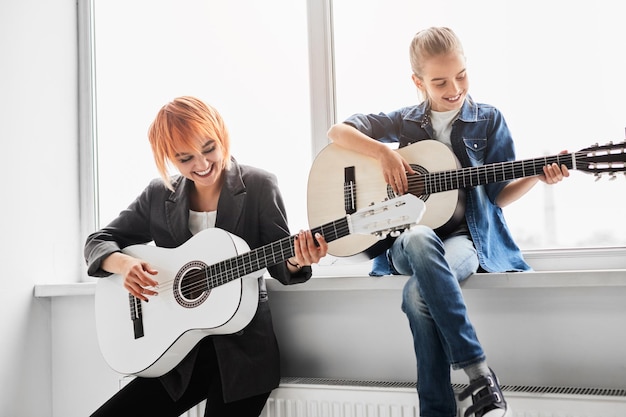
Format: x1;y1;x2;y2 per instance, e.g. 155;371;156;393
281;376;416;389
494;384;626;397
281;377;626;397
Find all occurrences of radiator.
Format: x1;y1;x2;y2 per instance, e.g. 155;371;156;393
181;377;626;417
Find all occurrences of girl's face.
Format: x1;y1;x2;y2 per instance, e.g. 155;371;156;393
171;139;225;190
412;51;469;112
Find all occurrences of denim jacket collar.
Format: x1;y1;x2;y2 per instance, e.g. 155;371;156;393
402;95;479;127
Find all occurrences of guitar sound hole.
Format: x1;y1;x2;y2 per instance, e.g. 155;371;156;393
173;261;211;308
386;164;429;202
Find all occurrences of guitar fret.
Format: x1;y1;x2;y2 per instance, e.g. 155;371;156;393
241;252;252;276
260;246;269;270
491;163;499;183
222;261;229;284
226;258;235;284
319;221;335;241
275;240;285;264
257;247;263;271
468;166;476;187
211;263;218;287
433;172;441;193
270;241;280;264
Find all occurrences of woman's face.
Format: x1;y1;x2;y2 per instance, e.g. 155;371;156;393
412;51;469;112
171;138;225;189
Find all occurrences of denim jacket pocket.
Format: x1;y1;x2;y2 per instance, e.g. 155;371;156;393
463;138;487;165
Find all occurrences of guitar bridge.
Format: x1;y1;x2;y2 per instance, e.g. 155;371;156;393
129;293;144;339
344;166;356;214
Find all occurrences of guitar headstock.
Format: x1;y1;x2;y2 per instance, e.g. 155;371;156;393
349;194;425;238
577;141;626;180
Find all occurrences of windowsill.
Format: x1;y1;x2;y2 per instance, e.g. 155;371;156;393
33;269;626;298
34;282;98;298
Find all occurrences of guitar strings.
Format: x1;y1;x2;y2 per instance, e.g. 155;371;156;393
174;225;345;297
397;152;588;195
342;147;622;202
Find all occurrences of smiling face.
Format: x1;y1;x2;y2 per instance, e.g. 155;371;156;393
412;51;469;112
171;139;225;191
148;96;231;191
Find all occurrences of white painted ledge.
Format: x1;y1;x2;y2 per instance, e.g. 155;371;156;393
33;269;626;298
34;282;97;297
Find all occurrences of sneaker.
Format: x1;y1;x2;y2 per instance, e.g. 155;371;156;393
457;368;512;417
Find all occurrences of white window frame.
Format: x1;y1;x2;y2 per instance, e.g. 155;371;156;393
78;0;98;256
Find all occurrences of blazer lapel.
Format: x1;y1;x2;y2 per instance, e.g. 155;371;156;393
162;159;245;244
216;159;245;234
165;177;193;245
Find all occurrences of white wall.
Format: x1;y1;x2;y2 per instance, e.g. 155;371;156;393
0;0;80;416
50;294;122;416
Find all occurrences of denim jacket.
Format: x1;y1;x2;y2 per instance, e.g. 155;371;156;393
344;96;531;273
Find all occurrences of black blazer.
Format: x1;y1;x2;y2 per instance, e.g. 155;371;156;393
85;158;312;402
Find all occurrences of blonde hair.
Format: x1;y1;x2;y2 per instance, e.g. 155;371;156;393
409;27;465;101
148;96;231;190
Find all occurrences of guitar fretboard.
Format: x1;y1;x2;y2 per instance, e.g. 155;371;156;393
192;216;350;290
416;152;577;194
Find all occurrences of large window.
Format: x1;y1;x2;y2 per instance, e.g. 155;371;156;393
331;0;626;251
85;0;626;274
93;0;312;232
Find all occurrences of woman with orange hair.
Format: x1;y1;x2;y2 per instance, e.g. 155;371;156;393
85;96;328;416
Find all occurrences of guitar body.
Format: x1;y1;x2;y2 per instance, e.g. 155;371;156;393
95;228;261;377
307;140;464;259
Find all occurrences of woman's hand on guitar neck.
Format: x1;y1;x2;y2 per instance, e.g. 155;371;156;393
287;230;328;273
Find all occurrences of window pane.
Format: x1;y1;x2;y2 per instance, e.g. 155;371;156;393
332;0;626;250
94;0;311;231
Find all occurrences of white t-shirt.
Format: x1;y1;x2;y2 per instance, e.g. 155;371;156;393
430;108;459;147
188;210;217;235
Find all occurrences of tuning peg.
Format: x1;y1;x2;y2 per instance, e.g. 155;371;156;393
594;173;602;182
390;230;401;237
609;173;617;180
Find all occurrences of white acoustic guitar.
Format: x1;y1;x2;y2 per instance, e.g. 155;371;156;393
95;194;425;377
307;139;626;259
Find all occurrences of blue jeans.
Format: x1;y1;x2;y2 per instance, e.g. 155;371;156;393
388;225;483;417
